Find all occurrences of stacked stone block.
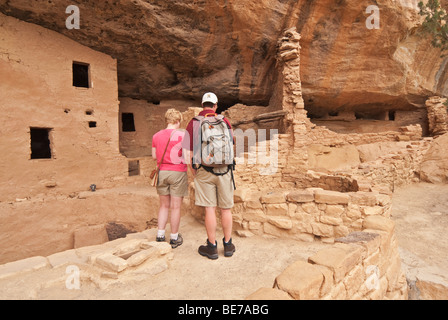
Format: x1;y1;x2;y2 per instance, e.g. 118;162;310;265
246;215;408;300
232;188;392;243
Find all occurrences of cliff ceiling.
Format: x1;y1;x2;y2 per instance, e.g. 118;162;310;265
1;0;447;114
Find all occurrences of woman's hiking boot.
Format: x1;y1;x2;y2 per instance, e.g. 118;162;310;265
198;239;218;260
170;234;183;249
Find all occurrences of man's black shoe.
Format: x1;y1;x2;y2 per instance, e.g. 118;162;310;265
198;239;218;260
223;237;235;257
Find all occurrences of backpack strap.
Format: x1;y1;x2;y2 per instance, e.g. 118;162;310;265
201;165;230;176
194;114;225;122
158;129;177;167
201;162;236;190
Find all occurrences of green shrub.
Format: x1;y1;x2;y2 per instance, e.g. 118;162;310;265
419;0;448;52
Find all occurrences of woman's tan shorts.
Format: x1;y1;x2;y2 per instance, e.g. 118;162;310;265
157;170;188;197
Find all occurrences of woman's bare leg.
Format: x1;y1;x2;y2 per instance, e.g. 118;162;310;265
169;196;183;234
157;195;171;232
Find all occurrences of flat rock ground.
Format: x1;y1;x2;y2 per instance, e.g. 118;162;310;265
390;182;448;294
0;182;447;300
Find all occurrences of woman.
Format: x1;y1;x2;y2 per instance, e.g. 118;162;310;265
151;109;188;248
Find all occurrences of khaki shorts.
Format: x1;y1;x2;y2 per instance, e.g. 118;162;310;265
194;166;234;209
157;170;188;197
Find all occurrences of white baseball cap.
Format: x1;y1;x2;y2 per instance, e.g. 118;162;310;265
202;92;218;105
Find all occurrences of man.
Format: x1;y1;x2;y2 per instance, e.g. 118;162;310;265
182;92;236;259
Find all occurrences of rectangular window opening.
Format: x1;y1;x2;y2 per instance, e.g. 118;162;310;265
388;111;396;121
30;128;52;159
89;121;97;128
122;113;136;132
73;62;90;88
128;160;140;176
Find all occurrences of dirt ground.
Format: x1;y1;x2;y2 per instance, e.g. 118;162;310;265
390;182;448;293
0;182;447;300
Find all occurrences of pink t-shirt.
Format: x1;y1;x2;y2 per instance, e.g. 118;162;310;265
152;129;187;172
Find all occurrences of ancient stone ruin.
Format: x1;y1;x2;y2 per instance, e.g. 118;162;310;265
1;1;448;300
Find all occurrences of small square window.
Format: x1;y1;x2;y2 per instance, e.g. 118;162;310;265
122;113;136;132
30;128;52;159
73;62;90;88
89;121;97;128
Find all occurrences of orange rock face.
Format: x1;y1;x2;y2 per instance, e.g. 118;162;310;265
0;0;446;112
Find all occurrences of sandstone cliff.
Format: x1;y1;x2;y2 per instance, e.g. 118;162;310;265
0;0;447;113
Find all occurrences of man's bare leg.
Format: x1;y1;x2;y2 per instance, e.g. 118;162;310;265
204;206;217;244
220;208;232;243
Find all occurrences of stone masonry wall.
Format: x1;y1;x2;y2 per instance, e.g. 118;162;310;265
228;188;392;243
426;96;448;137
233;127;428;194
0;14;129;202
0;230;174;298
351;138;432;194
246;215;408;300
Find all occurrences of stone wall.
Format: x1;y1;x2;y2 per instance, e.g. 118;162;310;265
118;97;194;158
0;229;173;296
232;126;427;194
228;188;392;243
426;96;448;137
352;138;432;193
246;215;408;300
0;186;175;264
0;14;128;202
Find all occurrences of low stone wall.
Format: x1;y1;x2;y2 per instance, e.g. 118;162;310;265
0;186;170;264
0;230;173;297
352;138;432;193
246;215;408;300
305;124;423;147
227;188;392;243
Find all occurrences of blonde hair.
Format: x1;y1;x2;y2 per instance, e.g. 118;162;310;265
165;108;182;125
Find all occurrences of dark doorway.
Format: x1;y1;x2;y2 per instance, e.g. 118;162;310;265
73;62;90;88
30;128;52;159
128;160;140;176
389;111;396;121
122;113;136;132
